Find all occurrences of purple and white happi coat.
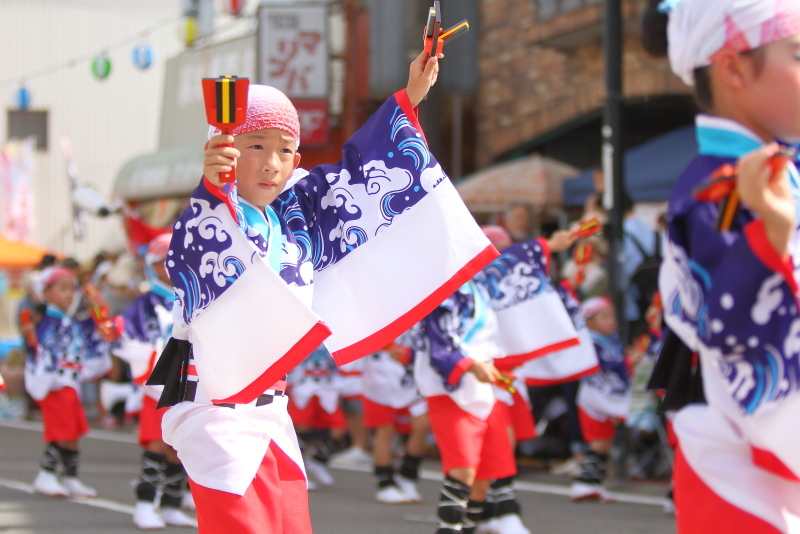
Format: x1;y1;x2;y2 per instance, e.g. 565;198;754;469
112;291;174;401
159;90;496;496
660;114;800;529
518;281;600;386
25;306;112;402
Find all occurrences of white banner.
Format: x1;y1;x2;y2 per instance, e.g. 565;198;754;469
0;138;35;242
258;5;329;98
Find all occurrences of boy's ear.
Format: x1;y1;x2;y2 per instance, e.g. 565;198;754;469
294;152;301;169
714;48;752;90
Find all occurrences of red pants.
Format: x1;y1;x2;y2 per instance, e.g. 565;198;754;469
288;396;347;430
138;395;168;448
190;441;312;534
578;407;616;442
427;395;517;480
675;446;781;533
40;387;89;442
500;390;537;442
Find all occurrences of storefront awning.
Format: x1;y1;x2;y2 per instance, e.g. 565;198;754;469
562;126;698;206
114;144;204;202
455;153;579;213
0;236;51;269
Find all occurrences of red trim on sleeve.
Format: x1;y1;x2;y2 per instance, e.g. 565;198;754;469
751;446;800;482
536;238;552;275
524;364;600;386
559;279;579;301
744;219;799;295
393;89;427;147
212;321;332;405
134;350;159;385
203;176;238;223
331;245;500;365
494;336;581;372
447;357;475;387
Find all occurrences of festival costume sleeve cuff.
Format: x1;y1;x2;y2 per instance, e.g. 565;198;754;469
447;357;475;387
394;89;427;146
744;219;799;294
202;175;238;223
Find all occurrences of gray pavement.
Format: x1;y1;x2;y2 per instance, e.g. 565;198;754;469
0;420;676;533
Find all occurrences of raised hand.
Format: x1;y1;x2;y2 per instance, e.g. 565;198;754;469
203;135;240;188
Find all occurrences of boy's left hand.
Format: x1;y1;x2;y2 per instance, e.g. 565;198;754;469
548;230;579;253
406;50;443;108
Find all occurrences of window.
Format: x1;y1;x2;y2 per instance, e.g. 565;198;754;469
535;0;602;21
7;110;48;150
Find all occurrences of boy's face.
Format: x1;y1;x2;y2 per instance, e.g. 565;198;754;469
738;35;800;143
42;276;76;312
587;306;617;337
234;128;301;209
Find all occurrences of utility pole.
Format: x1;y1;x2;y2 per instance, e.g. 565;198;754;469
602;0;627;343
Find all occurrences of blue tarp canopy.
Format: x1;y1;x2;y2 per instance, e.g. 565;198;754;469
562;125;698;206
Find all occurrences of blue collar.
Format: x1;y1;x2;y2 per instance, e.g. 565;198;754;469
239;199;283;275
45;304;68;319
696;115;764;158
696;114;800;194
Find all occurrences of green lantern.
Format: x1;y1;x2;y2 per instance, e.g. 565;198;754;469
91;54;112;80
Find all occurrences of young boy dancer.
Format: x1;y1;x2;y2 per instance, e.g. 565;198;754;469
27;267;111;498
362;339;429;504
570;297;630;502
112;234;196;529
643;0;800;530
410;276;519;534
149;50;497;533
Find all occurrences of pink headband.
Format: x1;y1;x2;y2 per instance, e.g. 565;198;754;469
662;0;800;85
481;225;513;249
145;233;173;265
581;296;613;320
40;267;76;289
209;85;301;148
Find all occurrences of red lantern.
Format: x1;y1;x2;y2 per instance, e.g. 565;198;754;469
222;0;245;16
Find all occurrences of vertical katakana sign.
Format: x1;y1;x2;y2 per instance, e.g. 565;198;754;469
258;5;329;99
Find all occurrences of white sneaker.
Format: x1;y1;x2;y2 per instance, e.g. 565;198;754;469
476;518;501;534
663;498;675;515
133;501;166;530
494;513;531;534
332;446;372;464
394;475;422;503
306;478;318;491
599;487;615;503
550;457;581;477
32;470;69;498
161;506;197;528
61;476;97;498
305;458;334;486
376;485;413;504
181;490;195;511
569;481;604;502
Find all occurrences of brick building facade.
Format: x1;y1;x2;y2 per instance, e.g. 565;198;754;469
476;0;695;169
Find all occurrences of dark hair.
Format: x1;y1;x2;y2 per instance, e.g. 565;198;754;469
640;0;668;58
641;0;712;110
640;1;764;113
61;257;80;269
37;254;57;270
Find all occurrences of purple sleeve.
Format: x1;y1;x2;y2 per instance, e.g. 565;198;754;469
422;296;474;389
663;156;800;415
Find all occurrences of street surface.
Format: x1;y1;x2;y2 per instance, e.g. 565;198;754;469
0;420;675;533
